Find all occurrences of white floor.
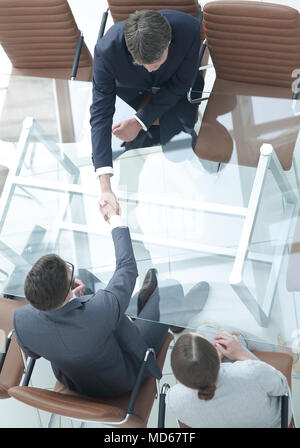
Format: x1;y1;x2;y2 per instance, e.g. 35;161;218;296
1;0;300;429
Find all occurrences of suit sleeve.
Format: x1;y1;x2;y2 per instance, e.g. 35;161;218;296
90;44;116;171
13;312;41;360
95;226;138;329
135;31;200;129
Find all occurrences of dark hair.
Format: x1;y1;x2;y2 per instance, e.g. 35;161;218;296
124;10;171;64
24;254;70;311
171;333;220;401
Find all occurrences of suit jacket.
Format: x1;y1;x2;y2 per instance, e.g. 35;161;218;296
14;227;162;398
90;10;201;170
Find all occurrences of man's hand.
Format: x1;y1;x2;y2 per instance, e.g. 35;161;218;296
98;174;121;222
214;331;255;361
99;191;121;222
72;278;86;297
112;118;142;141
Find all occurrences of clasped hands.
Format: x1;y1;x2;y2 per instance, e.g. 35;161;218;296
213;331;252;361
99;191;121;223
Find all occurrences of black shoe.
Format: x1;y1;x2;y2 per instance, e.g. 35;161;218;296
169;325;185;334
191;130;198;150
122;130;148;151
137;269;157;315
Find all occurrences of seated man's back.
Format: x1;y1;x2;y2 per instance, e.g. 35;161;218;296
14;224;163;398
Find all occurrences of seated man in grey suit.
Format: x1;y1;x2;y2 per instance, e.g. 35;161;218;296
13;205;209;399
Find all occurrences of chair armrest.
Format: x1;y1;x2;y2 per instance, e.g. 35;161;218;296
157;383;170;428
98;8;109;41
71;32;84;80
21;358;36;386
281;394;289;428
126;348;155;415
187;39;210;104
0;329;13;373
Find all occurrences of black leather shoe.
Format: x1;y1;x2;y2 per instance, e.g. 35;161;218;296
169;325;185;334
137;269;158;315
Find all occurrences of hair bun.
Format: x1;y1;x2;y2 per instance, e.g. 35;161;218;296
198;384;216;401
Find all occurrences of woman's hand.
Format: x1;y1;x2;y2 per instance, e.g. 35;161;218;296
214;331;255;361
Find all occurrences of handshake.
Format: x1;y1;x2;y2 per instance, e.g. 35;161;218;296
98;190;121;222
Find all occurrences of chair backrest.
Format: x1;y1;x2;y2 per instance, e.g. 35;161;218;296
194;1;300;169
177;350;293;428
0;297;26;399
106;0;204;40
107;0;200;22
0;0;93;81
203;0;300;89
8;332;174;427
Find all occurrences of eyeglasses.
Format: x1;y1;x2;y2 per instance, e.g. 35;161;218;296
65;261;75;298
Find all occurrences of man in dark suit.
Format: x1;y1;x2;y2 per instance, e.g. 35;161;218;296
13;206;209;398
90;9;204;219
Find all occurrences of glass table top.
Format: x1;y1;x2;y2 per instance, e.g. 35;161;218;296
0;74;300;355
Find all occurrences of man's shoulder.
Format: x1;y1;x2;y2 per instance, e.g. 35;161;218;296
14;302;35;318
161;9;200;43
13;302;38;331
96;19;125;52
160;9;200;26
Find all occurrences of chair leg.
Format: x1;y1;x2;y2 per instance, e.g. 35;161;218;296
35;408;43;428
48;413;56;428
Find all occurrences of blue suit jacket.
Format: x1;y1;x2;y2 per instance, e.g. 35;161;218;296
14;227;162;398
90;10;201;170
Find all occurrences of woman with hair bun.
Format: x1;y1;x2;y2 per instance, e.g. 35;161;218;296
167;331;292;428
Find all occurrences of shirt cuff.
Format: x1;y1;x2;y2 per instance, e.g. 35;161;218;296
95;166;114;179
133;115;147;131
109;214;123;230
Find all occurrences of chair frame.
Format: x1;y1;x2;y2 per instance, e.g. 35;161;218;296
10;345;168;428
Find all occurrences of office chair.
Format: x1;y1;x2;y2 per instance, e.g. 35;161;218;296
0;0;93;143
8;332;174;428
0;0;93;81
195;0;300;166
158;350;294;428
0;297;26;399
